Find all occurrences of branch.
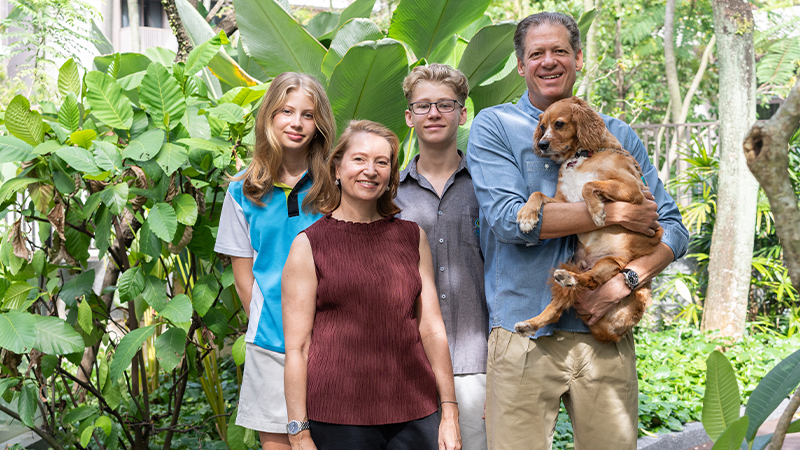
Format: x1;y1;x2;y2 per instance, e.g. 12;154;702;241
0;403;67;450
770;388;800;450
743;77;800;292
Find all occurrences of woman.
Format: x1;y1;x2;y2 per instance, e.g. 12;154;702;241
214;72;336;450
282;120;461;450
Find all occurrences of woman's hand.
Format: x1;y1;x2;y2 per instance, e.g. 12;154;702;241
438;404;462;450
289;431;317;450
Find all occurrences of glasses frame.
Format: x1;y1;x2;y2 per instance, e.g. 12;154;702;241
408;99;464;115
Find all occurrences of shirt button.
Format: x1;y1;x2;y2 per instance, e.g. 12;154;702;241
545;164;550;169
441;294;446;299
438;238;444;243
437;211;443;216
439;267;445;272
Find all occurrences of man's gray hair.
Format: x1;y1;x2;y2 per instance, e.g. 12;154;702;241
514;12;582;60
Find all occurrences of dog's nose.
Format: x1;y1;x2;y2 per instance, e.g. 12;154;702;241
538;140;550;151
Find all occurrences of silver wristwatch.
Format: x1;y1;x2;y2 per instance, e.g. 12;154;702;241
287;420;310;435
620;269;639;290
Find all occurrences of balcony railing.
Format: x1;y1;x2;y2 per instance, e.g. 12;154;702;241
118;26;178;53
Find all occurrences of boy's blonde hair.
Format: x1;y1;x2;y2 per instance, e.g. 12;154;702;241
402;63;469;104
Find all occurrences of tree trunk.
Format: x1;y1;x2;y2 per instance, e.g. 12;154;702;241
161;0;193;63
577;0;600;100
127;0;141;53
663;0;682;124
700;0;759;340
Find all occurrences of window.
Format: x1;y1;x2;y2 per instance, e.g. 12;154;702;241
121;0;164;28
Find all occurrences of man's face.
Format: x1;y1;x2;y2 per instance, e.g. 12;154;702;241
517;23;584;111
405;81;467;148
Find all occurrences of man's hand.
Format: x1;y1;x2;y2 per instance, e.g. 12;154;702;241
604;189;660;237
574;273;632;325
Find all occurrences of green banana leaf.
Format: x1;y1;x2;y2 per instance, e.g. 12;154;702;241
458;21;517;90
174;0;259;94
711;416;748;450
328;39;410;142
470;56;526;115
703;351;742;442
321;18;384;78
744;348;800;441
234;0;326;82
458;13;493;40
94;53;151;79
387;0;491;60
318;0;375;42
577;9;598;42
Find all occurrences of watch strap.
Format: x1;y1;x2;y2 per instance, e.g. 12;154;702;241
620;268;639;290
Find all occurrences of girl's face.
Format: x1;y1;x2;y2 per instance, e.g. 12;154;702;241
335;133;393;206
272;90;317;154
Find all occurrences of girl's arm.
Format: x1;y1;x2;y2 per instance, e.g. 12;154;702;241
282;233;318;450
415;227;462;450
230;256;254;317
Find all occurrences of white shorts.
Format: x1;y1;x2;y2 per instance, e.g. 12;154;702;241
454;373;488;450
235;343;288;434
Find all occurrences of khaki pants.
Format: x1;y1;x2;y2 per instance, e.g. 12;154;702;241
485;328;638;450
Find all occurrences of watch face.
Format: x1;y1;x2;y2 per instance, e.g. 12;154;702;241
287;421;300;434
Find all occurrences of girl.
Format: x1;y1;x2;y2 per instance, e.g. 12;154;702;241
282;120;461;450
215;72;336;450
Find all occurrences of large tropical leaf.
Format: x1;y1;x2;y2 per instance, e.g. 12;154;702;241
306;11;340;39
0;311;37;353
458;22;517;89
118;266;145;303
91;19;115;55
69;130;98;150
703;351;742;441
0;178;42;203
174;0;258;94
58;58;81;97
155;142;189;176
185;31;229;76
56;146;101;174
33;315;85;355
236;40;270;83
17;381;37;428
147;202;178;242
5;95;44;145
387;0;490;60
0;136;34;163
191;274;219;316
109;325;156;383
99;183;129;216
470;56;526;115
172;193;198;226
85;72;134;130
139;62;186;130
155;327;186;372
234;0;326;81
328;39;410;141
710;416;748;450
122;129;165;161
744;348;800;441
458;13;492;40
158;294;193;323
93;53;152;79
93;142;123;173
58;93;81;133
321;18;384;77
577;9;598;42
318;0;375;42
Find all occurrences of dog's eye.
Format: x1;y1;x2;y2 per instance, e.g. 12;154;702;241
554;120;565;129
539;125;545;133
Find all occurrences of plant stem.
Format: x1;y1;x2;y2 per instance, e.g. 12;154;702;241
0;403;66;450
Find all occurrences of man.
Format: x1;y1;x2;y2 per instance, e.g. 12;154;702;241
396;64;489;450
465;12;689;450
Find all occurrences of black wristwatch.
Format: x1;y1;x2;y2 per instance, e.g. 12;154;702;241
620;269;640;290
287;420;310;435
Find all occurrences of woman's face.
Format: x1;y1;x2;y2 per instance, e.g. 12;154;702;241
272;90;317;154
335;132;393;206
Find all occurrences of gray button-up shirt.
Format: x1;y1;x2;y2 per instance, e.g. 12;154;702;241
396;151;488;374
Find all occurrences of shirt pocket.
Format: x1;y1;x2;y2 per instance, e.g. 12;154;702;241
459;207;481;248
525;159;560;193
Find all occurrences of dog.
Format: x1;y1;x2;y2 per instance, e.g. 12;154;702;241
513;96;663;343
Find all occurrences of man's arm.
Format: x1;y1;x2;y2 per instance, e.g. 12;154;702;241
539;193;660;239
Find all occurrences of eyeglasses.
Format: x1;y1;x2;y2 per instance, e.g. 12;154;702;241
408;99;463;115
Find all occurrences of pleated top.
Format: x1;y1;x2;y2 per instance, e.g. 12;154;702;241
303;214;439;425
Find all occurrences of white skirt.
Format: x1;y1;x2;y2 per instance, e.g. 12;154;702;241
235;342;288;434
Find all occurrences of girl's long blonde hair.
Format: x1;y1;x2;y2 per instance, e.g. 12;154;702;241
307;120;401;217
232;72;336;209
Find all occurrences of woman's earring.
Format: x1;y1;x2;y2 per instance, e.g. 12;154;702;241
335;179;340;186
385;186;389;192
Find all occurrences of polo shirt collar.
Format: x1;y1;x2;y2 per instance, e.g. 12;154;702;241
517;90;545;119
399;149;469;183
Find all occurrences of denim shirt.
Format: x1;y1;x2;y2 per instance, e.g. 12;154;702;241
466;91;689;338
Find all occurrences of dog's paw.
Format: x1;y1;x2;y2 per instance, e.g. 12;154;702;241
514;321;536;335
590;209;606;227
554;269;577;287
517;207;540;233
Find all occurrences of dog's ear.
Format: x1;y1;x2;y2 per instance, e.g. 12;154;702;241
571;100;606;150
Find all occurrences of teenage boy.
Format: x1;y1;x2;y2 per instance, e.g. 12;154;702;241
396;64;488;450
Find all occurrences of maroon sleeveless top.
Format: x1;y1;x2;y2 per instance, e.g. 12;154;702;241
302;214;439;425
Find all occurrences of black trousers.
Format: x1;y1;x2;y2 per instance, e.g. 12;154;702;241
310;412;439;450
